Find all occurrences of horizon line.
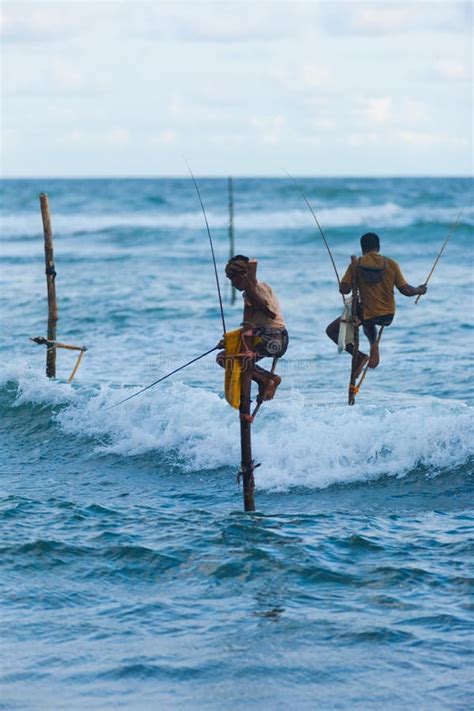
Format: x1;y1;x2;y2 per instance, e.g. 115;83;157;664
1;174;472;180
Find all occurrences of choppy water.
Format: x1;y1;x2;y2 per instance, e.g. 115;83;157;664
1;177;473;710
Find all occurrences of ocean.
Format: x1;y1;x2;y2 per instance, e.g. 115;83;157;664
1;176;473;710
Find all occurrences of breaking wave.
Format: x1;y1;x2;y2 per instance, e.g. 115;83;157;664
2;363;473;492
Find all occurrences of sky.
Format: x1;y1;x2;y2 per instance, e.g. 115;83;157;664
1;0;472;177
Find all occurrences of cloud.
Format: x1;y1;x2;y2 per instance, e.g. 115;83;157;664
135;3;302;43
155;130;177;146
352;5;415;33
347;132;379;147
365;97;393;123
1;128;20;150
434;60;469;80
312;118;336;131
301;64;332;89
57;128;131;148
396;130;468;147
106;129;130;146
0;3;91;43
268;63;332;95
401;98;429;124
63;129;85;144
52;63;84;91
320;1;471;36
251;115;285;145
168;94;185;119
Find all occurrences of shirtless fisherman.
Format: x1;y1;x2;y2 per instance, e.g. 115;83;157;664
217;255;288;401
326;232;427;376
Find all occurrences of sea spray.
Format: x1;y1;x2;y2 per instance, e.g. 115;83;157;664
2;368;468;490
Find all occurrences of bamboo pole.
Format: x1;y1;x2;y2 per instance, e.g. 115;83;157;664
228;177;236;305
40;193;58;378
30;337;85;352
67;350;85;384
348;256;359;406
240;356;256;511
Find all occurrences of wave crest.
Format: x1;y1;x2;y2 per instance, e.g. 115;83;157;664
2;364;473;491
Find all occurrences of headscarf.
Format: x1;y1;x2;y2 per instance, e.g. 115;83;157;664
225;258;248;278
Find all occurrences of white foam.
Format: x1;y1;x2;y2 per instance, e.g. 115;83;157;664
2;202;472;238
59;382;473;491
0;361;77;408
3;363;472;491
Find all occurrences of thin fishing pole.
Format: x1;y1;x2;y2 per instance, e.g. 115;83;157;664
183;157;227;334
105;346;218;410
415;204;466;304
286;171;342;289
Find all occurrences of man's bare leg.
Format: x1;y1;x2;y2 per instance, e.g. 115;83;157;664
252;365;281;401
218;351;280;401
362;322;380;369
326;317;368;377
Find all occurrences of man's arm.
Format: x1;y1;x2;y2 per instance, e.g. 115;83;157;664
241;299;256;357
339;262;352;294
242;278;276;319
397;283;427;297
393;260;427;297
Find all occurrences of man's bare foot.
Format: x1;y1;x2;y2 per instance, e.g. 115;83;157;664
354;352;369;379
369;342;380;369
257;375;282;402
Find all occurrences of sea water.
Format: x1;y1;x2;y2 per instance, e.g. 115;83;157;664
0;177;473;710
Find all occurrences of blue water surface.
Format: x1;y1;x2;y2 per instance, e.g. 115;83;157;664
1;177;473;710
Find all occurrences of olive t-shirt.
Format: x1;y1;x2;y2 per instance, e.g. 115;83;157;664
341;253;407;321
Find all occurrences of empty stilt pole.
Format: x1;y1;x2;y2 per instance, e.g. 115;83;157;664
40;193;58;378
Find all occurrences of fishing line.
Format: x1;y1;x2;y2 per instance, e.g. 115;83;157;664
286;171;343;290
183;157;227;334
105;346;218;410
415;204;466;304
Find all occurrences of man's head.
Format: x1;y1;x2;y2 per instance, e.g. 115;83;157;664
225;254;250;290
360;232;380;254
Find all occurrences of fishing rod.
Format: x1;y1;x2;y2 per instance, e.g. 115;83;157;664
415;205;465;305
183;157;227;334
107;163;226;411
286;171;343;290
105;346;218;410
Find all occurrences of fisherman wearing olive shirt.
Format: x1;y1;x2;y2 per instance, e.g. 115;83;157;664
326;232;427;376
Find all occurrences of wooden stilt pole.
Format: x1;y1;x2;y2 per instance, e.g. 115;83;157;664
40;193;58;378
240;356;256;511
228;177;236;305
348;256;359;406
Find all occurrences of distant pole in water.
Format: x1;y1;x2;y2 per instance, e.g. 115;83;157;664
40;193;58;378
240;357;255;511
348;256;360;406
228;177;236;305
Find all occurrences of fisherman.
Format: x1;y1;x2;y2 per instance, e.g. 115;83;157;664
217;255;288;401
326;232;427;375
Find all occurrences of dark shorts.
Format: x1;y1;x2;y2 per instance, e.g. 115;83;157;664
363;314;394;328
253;327;289;358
